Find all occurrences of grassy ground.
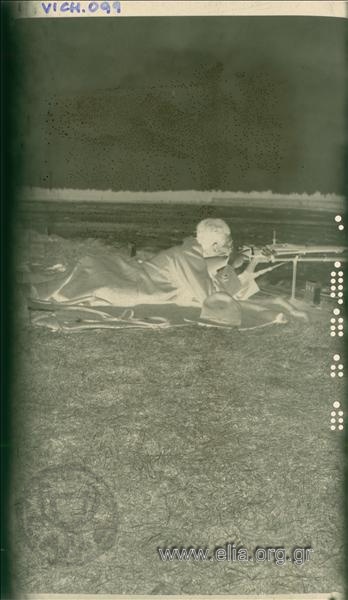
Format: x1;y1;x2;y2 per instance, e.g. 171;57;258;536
10;205;345;595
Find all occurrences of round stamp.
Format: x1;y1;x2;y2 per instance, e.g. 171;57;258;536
17;465;118;566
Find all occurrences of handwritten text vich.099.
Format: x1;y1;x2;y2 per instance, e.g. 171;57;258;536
41;1;121;16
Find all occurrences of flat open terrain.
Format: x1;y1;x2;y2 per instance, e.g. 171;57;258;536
10;203;345;595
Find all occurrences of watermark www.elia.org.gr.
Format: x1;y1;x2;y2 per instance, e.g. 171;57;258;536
158;544;314;566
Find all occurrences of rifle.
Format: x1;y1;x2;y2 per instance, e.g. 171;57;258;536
236;231;348;300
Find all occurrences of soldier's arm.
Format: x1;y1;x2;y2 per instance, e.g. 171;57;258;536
204;255;230;277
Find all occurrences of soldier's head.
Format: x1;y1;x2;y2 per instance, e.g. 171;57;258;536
196;219;233;257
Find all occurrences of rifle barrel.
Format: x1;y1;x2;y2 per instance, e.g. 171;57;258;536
268;257;347;263
264;245;347;255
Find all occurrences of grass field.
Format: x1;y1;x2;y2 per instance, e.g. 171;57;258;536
10;204;345;595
